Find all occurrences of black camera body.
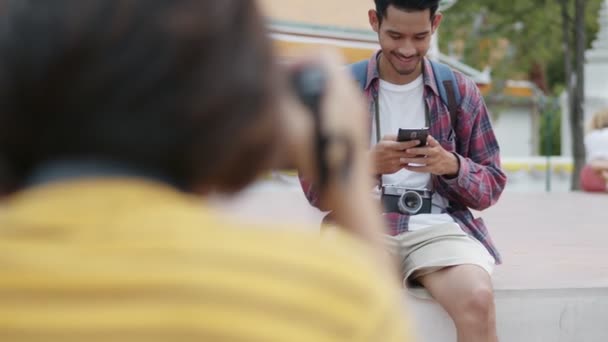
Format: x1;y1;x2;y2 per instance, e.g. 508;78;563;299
381;185;433;215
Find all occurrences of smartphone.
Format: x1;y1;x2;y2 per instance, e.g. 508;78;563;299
397;128;429;147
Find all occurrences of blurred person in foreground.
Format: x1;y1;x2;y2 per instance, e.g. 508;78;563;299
299;1;506;341
0;1;412;341
581;108;608;192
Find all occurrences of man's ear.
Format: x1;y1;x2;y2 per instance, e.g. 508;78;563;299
369;10;380;33
431;13;443;33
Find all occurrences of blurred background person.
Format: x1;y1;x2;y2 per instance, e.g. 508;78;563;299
581;108;608;192
0;1;412;341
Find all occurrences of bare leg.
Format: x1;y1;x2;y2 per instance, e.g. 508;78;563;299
418;265;498;342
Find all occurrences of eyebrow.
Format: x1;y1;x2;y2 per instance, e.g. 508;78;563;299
386;30;431;36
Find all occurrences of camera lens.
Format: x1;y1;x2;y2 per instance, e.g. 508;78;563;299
398;191;423;215
290;65;326;113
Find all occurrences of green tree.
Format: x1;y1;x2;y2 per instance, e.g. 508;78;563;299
440;0;603;190
439;0;602;93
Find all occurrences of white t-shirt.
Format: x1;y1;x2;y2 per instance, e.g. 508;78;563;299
585;128;608;162
371;76;455;231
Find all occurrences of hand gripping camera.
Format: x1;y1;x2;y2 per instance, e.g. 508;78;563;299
381;185;433;215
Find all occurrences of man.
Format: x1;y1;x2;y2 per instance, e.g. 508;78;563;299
0;1;412;341
300;1;507;341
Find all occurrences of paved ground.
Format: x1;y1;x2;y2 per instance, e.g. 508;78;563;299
211;179;608;292
480;191;608;290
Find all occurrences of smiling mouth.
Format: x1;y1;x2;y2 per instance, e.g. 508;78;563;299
394;54;417;63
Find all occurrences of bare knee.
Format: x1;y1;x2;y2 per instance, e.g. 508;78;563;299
454;284;495;328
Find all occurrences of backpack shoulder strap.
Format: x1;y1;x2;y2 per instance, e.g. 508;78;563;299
348;60;369;90
429;60;462;131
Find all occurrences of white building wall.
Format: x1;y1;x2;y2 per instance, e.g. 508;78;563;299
492;107;536;157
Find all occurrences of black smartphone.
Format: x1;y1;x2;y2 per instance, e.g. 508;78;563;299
397;128;429;147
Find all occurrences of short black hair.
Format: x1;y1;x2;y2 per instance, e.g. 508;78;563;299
0;0;280;193
374;0;440;22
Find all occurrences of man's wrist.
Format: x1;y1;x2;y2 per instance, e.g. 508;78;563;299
444;152;460;179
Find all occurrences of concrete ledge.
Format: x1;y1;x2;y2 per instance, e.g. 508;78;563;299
409;288;608;342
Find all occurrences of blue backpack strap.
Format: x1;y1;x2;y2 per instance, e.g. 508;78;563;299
348;60;369;90
430;60;461;132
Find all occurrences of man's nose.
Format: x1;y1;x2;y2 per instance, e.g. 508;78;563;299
396;40;416;57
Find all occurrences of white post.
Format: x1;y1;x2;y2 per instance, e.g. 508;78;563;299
563;0;608;156
584;0;608;122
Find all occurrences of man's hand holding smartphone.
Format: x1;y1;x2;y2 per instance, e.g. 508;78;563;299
370;134;421;175
401;134;460;177
371;128;460;177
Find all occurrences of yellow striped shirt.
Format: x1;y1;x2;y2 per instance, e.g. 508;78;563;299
0;179;412;342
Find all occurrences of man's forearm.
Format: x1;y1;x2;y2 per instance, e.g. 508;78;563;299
436;155;506;211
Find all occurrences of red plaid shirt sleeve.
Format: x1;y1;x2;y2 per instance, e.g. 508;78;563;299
435;73;507;210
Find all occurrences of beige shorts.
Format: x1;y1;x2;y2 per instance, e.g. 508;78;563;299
384;222;495;298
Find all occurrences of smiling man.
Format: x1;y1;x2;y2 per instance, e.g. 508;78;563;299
299;1;507;341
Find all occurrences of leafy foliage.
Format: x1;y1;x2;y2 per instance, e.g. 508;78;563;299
439;0;604;95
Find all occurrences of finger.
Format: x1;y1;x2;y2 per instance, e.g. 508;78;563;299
380;134;398;142
407;136;442;155
384;140;420;152
396;140;423;150
397;152;421;159
405;146;431;156
379;140;416;151
427;135;441;147
381;154;410;167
